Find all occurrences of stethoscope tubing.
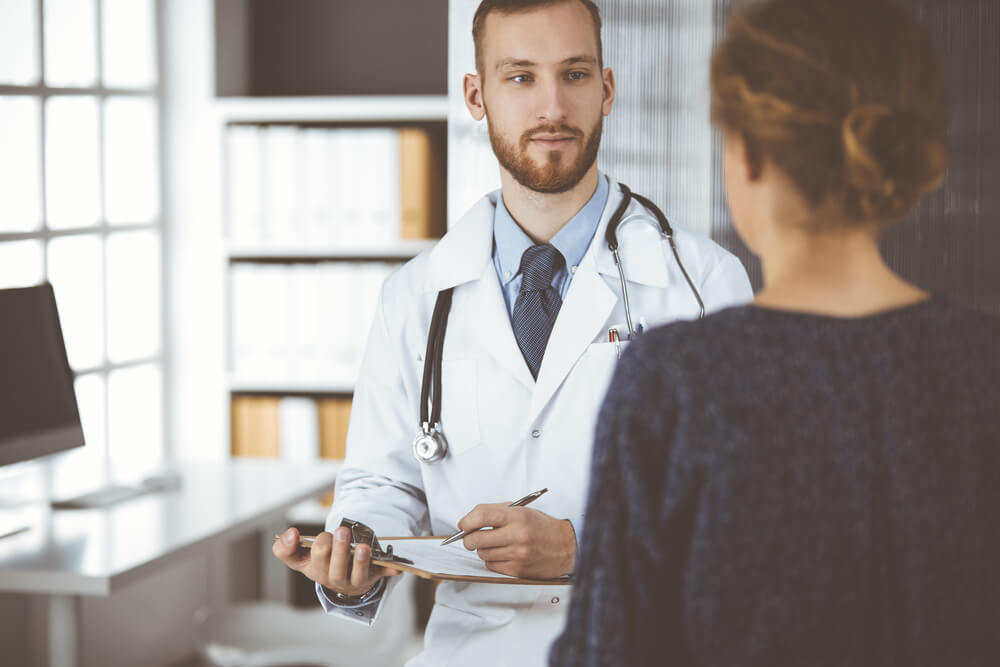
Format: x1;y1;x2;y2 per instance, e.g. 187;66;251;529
419;286;453;433
625;189;706;319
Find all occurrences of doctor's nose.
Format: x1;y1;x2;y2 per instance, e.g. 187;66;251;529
535;80;570;124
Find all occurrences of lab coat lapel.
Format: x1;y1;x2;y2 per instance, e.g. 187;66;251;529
424;191;535;391
529;248;616;424
424;194;497;293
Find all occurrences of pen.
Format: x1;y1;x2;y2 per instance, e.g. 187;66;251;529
609;328;622;359
440;488;548;546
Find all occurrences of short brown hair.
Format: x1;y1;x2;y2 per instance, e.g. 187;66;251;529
711;0;948;225
472;0;604;75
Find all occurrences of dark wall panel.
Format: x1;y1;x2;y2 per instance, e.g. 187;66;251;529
216;0;449;96
880;0;1000;314
710;0;1000;313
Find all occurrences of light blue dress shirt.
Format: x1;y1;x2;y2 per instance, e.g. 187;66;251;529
328;175;609;611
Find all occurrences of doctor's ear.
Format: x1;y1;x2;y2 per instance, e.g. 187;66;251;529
601;67;616;117
464;73;486;121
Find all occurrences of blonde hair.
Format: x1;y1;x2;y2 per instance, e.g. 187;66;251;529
711;0;948;225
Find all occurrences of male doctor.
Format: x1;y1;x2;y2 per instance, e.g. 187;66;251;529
274;0;752;664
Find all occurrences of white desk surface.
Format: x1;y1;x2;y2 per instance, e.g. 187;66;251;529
0;459;340;596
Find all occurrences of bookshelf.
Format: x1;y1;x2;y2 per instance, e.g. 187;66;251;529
219;95;448;466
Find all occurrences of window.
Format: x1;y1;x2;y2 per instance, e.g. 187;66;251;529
0;0;164;486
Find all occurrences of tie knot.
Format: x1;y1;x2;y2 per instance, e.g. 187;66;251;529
518;244;565;292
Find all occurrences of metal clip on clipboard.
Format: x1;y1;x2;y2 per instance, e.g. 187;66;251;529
339;518;415;566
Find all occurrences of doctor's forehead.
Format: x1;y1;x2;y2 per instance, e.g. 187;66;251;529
478;2;602;72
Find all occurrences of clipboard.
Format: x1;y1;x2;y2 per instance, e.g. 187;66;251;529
374;536;572;585
282;515;574;586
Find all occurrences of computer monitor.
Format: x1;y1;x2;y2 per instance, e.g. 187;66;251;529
0;283;84;468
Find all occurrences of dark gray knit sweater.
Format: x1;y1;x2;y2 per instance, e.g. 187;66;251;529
550;298;1000;667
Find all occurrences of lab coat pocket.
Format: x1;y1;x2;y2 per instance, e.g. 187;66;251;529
586;340;631;363
580;341;631;405
439;360;481;455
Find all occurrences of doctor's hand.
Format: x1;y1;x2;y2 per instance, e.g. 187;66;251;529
459;504;576;579
272;526;401;598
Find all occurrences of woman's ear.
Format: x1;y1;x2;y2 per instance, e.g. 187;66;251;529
742;133;765;182
724;131;760;187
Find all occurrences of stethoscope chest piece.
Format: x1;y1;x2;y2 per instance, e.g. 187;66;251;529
412;424;448;464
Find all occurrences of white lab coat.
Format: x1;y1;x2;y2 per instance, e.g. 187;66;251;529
320;181;753;666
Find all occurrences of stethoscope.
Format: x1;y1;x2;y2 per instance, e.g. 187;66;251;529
411;183;706;464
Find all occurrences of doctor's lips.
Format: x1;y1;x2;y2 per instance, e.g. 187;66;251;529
525;126;582;149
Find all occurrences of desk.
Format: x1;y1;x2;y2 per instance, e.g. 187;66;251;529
0;459;340;667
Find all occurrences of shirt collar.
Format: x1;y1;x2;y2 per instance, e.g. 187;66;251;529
493;172;609;285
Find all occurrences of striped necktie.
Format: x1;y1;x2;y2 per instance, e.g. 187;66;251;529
512;244;565;380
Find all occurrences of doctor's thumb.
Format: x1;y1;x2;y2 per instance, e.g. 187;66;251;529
273;527;300;559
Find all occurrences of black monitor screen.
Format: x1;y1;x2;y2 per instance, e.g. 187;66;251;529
0;283;84;466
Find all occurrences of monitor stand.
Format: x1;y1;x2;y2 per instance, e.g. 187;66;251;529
49;469;184;510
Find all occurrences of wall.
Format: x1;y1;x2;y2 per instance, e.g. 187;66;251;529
599;1;715;237
216;0;449;97
165;0;228;462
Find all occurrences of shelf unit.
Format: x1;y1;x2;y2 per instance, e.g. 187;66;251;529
219;95;448;461
227;239;437;264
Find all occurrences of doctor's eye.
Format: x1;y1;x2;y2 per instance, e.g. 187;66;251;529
566;70;589;81
509;74;534;84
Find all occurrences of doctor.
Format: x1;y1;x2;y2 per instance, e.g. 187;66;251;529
273;0;752;664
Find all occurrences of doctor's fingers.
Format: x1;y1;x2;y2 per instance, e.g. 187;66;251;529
272;527;311;572
348;544;374;589
324;527;354;586
458;503;515;534
462;521;528;551
474;544;534;564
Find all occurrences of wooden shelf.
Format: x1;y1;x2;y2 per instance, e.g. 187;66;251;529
216;95;449;124
229;379;355;397
227;239;436;263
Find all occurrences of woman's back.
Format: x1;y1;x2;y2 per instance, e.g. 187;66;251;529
550;0;998;664
577;299;1000;666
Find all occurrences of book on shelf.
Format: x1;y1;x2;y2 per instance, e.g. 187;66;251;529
227;125;263;245
400;127;446;240
230;261;397;386
230;396;281;458
231;395;353;481
279;397;320;463
226;124;444;247
317;397;352;461
262;124;300;244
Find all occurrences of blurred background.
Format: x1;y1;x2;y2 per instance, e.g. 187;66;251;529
0;1;996;665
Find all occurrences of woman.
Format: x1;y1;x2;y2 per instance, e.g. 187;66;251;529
550;0;999;665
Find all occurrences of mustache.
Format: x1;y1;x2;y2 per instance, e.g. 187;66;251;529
522;124;584;142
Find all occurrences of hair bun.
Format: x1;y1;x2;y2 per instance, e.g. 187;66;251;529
842;104;947;220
